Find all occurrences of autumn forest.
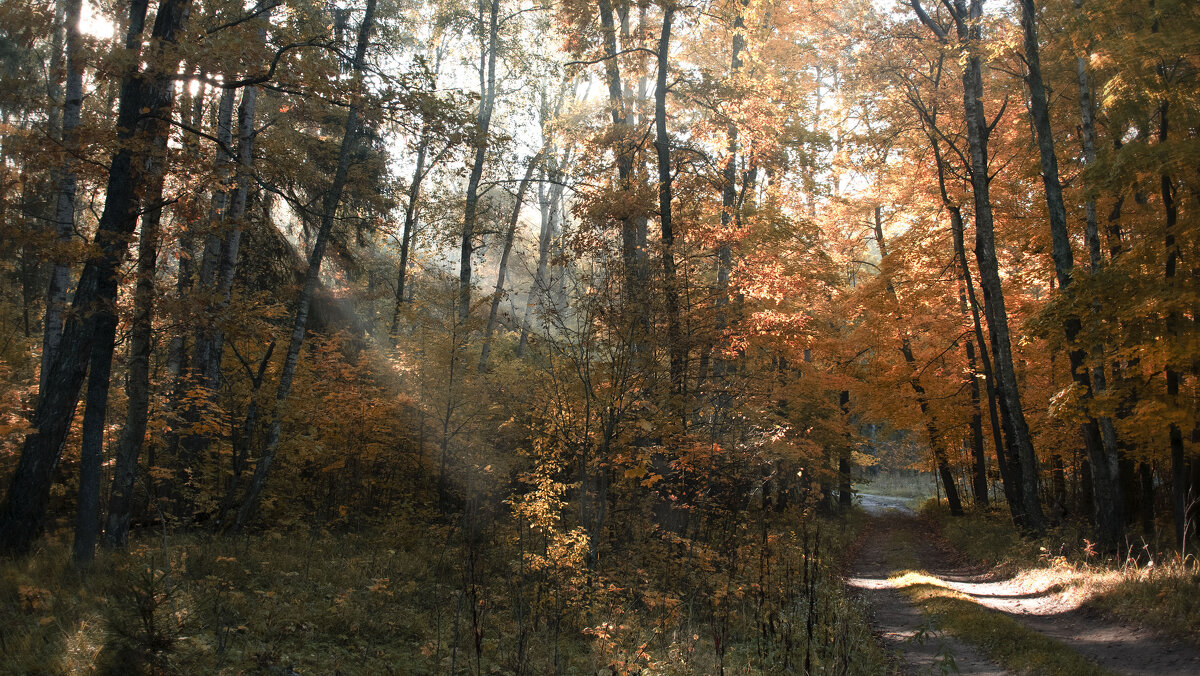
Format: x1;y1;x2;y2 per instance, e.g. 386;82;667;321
0;0;1197;673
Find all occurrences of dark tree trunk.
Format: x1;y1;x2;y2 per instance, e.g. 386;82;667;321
1019;0;1122;548
838;390;853;510
170;83;238;517
597;0;645;326
655;5;684;397
1140;462;1156;541
0;0;188;558
708;0;746;399
912;0;1044;529
458;0;499;323
103;131;168;548
962;302;989;507
233;0;376;532
392;131;429;337
930;120;1022;524
73;308;118;565
874;207;963;516
1159;102;1188;549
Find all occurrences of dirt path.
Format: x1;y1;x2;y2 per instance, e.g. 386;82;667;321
847;497;1200;675
847;510;1010;675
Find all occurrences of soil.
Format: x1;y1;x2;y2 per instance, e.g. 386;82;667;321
846;494;1200;676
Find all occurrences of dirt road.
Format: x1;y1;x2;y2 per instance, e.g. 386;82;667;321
847;498;1200;675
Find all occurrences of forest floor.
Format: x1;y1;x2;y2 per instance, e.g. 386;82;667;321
847;495;1200;676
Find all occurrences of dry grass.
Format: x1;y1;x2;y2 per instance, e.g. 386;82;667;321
922;502;1200;649
883;530;1113;676
855;470;937;501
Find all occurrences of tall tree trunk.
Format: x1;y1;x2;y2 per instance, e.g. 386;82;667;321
918;53;1022;523
709;0;746;398
517;148;568;358
1159;101;1188;549
180;14;270;518
73;310;119;565
913;0;1044;529
0;0;189;558
391;130;429;337
951;202;1020;519
41;0;83;396
191;84;237;387
1019;0;1121;547
171;83;237;517
875;206;963;516
655;4;684;396
165;68;206;382
233;0;376;532
1077;46;1140;532
479;150;542;372
103;130;168;549
458;0;499;323
597;0;644;324
838;390;853;509
961;290;989;507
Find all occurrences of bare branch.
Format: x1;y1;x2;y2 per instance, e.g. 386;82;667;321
206;0;281;35
565;47;659;68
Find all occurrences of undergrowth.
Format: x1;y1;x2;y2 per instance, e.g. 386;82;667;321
0;506;887;674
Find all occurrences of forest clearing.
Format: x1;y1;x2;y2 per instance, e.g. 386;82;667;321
0;0;1198;673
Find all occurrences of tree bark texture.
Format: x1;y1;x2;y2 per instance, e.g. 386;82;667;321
457;0;499;323
0;0;189;557
1019;0;1121;547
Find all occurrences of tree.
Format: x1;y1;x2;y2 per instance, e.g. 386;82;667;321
1017;0;1123;548
234;0;378;531
910;0;1045;531
457;0;500;323
0;0;192;559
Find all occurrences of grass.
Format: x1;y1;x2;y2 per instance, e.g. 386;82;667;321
882;528;1113;676
920;500;1200;649
1076;557;1200;646
854;470;937;501
894;576;1113;676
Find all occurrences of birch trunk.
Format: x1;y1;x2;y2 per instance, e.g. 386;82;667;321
458;0;499;323
479;151;542;372
41;0;83;396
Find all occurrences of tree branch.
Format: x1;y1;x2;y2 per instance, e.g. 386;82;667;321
206;0;281;35
565;47;659;68
911;0;950;42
